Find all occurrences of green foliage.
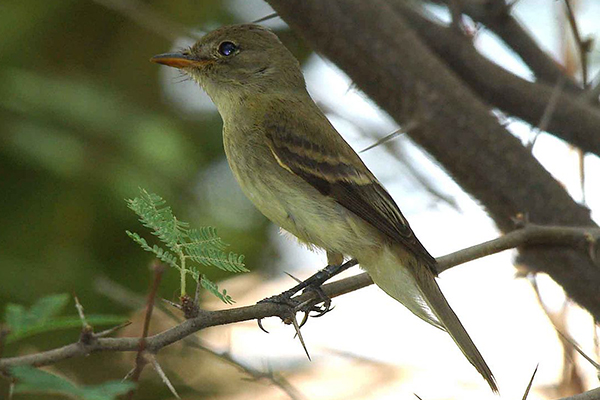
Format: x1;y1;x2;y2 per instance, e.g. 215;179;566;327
127;189;247;303
11;365;135;400
3;294;125;344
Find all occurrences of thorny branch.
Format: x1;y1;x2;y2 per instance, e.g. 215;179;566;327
1;224;599;371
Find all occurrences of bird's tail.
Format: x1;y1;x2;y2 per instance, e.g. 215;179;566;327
364;246;498;392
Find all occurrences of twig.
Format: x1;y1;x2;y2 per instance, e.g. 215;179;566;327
436;0;583;93
528;77;565;150
184;338;307;400
359;121;419;153
563;0;589;87
95;321;133;338
126;261;166;399
253;12;280;24
1;224;599;370
97;275;307;399
562;0;590;205
529;275;586;393
73;295;90;330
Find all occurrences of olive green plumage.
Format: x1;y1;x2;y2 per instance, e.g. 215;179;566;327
152;24;497;392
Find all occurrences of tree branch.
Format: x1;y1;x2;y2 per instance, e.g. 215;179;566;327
263;0;600;320
1;224;598;371
428;0;584;93
557;387;600;400
391;3;600;157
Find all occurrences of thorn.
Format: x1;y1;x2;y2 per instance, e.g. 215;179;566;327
290;314;311;361
122;367;136;382
73;294;90;330
359;127;404;153
556;329;600;369
252;12;279;24
414;394;423;400
284;271;303;284
522;364;539;400
162;298;183;310
193;275;202;308
94;321;133;338
359;120;419;154
149;355;181;399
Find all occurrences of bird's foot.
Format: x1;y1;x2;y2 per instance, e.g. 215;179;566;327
256;259;358;360
256;259;358;329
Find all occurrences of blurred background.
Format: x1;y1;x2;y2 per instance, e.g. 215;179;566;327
1;0;599;399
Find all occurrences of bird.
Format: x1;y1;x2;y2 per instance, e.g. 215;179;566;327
151;23;497;392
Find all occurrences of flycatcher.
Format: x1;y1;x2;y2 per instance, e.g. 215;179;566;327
152;24;497;391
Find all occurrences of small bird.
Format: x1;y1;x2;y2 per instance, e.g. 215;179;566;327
152;24;497;392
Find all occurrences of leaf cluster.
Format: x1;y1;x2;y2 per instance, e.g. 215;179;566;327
11;366;135;400
126;189;247;303
3;294;124;344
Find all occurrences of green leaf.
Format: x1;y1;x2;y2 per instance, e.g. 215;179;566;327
126;189;187;251
200;275;235;305
6;315;126;344
187;247;247;273
12;366;135;400
127;188;247;302
5;293;70;334
2;294;127;343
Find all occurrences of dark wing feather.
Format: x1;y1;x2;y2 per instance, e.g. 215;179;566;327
263;119;437;270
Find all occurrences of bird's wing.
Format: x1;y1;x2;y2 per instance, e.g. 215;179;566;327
262;113;437;269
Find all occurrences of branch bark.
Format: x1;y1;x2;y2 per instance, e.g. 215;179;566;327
263;0;600;319
430;0;585;93
1;224;598;370
392;3;600;157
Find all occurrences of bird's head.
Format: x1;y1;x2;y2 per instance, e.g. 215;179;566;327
151;24;306;103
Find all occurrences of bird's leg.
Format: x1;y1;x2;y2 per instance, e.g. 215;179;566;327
256;255;358;354
258;254;358;311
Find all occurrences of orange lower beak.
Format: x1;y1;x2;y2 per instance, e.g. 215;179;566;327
150;52;208;68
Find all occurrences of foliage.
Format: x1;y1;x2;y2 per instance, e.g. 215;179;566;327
126;189;247;303
3;294;125;344
11;366;135;400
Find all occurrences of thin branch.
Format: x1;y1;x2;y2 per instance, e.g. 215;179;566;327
184;339;307;400
126;262;166;399
563;0;589;87
428;0;584;93
97;276;307;399
1;224;599;371
252;12;280;24
436;224;600;273
390;2;600;158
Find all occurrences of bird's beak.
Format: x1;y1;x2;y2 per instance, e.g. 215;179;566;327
150;52;209;68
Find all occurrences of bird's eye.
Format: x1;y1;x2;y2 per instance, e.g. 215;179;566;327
218;41;238;57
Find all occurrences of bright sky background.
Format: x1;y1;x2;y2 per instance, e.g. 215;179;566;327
158;1;600;398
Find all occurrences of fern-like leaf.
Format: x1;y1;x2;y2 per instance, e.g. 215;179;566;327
126;188;247;303
186;247;248;273
200;275;235;304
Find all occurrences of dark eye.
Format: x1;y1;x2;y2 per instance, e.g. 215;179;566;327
218;41;238;56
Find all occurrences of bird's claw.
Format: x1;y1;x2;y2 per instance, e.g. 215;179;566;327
256;278;334;334
257;318;269;334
